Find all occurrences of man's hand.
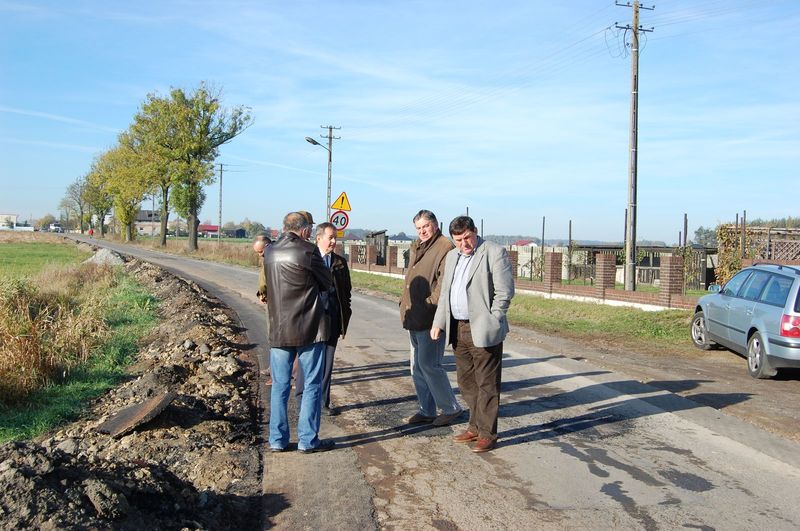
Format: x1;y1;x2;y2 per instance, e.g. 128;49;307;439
430;327;442;341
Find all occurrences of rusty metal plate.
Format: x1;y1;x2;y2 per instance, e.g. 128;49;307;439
96;390;177;438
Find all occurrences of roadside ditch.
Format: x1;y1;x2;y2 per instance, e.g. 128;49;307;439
0;255;264;530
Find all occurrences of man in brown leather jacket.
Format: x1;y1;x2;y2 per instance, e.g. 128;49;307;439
400;210;463;426
264;212;335;453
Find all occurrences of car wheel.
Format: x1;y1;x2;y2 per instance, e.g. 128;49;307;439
747;331;777;379
690;311;713;350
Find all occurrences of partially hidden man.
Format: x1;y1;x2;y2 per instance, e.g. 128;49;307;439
431;215;515;453
263;212;335;453
400;210;463;426
295;222;353;416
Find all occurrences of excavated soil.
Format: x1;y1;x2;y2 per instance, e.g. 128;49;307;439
0;257;263;530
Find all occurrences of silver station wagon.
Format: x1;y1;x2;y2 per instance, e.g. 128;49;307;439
691;263;800;378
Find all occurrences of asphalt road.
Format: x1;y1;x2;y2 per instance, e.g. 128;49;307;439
75;237;800;530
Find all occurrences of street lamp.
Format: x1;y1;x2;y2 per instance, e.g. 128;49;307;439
305;135;332;221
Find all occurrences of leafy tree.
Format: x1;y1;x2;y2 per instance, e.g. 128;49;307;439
84;157;115;237
239;217;265;237
693;226;717;247
60;176;89;233
129;83;252;251
37;214;56;231
246;221;266;237
96;140;152;242
747;216;800;229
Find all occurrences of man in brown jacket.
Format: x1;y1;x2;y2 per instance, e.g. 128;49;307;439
400;210;463;426
264;212;334;453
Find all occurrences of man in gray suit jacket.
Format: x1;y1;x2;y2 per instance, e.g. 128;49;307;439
431;215;515;453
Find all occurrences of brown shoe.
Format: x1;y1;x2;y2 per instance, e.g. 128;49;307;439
471;438;495;453
406;413;436;424
432;410;463;427
453;430;478;443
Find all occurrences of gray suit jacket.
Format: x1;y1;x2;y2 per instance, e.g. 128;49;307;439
432;237;515;348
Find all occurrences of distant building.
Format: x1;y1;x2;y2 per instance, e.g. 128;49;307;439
388;233;413;244
512;239;538;247
224;227;247;239
198;224;220;237
135;209;161;236
0;214;18;230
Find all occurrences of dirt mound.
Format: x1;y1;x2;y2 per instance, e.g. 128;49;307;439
0;259;262;530
83;247;125;266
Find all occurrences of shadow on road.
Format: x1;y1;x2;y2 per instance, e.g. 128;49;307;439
331;354;753;453
497;380;752;449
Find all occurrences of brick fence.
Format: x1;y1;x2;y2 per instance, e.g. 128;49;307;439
345;246;699;311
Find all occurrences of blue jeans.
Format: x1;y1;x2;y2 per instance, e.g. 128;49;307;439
269;342;325;450
409;330;461;417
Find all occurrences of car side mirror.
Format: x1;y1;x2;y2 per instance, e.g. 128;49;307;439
708;284;721;294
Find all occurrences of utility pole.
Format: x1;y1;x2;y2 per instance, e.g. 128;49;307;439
541;216;546;281
321;126;341;220
217;163;224;244
617;1;654;291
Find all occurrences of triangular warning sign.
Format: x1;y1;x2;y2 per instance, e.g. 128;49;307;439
331;191;351;211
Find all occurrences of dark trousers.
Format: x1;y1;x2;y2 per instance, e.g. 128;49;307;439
296;300;341;408
453;320;502;441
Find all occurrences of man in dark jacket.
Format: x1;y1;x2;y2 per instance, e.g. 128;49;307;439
264;212;335;453
295;222;352;416
399;210;463;426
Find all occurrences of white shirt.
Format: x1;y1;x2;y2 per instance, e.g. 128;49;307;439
449;252;473;320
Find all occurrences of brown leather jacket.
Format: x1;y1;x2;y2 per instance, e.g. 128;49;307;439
400;231;454;331
264;232;332;347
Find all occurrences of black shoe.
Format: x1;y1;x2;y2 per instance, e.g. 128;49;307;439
323;406;340;417
298;440;335;454
270;446;288;453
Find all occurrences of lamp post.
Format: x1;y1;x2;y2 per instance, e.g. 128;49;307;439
305;126;340;221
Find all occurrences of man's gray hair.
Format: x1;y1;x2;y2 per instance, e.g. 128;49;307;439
283;212;310;234
412;209;438;225
315;222;335;238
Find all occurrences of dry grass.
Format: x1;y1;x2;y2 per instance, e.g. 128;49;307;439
134;237;260;267
0;263;114;404
0;231;64;244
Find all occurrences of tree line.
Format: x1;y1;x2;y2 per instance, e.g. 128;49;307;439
58;82;252;251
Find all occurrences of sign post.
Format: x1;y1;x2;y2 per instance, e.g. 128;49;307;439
330;192;351;238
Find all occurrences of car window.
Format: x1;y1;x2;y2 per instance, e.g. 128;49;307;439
740;271;771;301
795;282;800;313
722;270;751;297
759;275;793;307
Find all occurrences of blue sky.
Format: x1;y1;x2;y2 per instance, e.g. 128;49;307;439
1;0;798;243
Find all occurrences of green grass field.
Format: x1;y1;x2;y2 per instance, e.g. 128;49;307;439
349;270;693;352
0;242;91;277
0;240;159;442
